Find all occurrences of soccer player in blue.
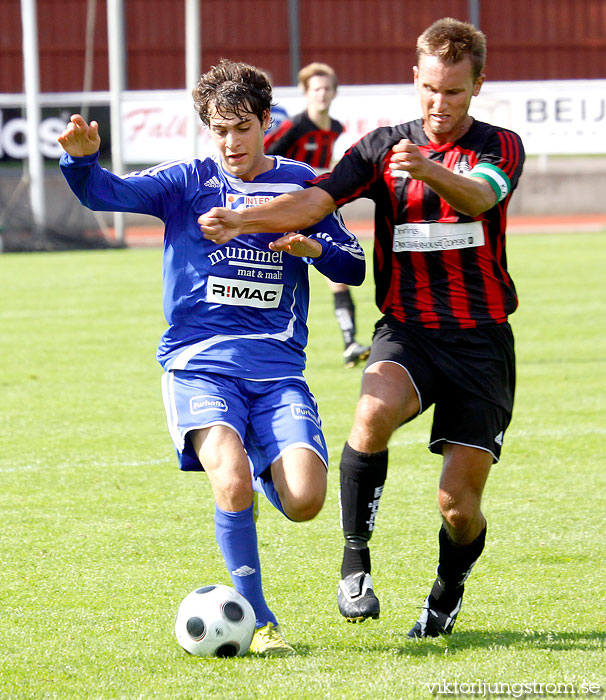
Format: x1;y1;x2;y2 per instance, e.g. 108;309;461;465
57;59;365;656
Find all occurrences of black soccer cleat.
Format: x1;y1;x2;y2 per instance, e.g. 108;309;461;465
407;591;463;638
343;342;371;368
337;571;380;622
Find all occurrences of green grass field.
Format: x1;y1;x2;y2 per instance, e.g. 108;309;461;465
1;233;604;699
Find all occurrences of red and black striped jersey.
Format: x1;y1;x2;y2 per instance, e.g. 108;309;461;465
264;112;344;169
312;118;525;329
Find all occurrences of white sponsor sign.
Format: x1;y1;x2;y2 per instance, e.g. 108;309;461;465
207;275;283;308
272;80;606;159
4;80;601;161
121;97;211;163
115;80;606;162
291;403;321;428
393;221;485;253
189;395;228;414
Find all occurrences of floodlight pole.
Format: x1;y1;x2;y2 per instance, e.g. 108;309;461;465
20;0;46;238
185;0;201;157
469;0;481;28
288;0;300;85
107;0;126;243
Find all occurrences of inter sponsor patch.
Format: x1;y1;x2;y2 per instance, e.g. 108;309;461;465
226;193;274;210
207;275;283;308
291;403;321;428
393;221;485;253
189;395;228;414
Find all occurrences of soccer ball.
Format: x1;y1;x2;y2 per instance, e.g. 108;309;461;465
174;585;256;657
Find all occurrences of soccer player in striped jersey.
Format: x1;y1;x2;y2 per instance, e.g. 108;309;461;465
265;63;370;368
199;19;525;637
57;59;365;655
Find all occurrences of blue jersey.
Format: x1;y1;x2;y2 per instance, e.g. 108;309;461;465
60;152;365;379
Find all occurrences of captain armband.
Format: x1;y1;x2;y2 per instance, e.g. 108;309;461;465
468;163;511;203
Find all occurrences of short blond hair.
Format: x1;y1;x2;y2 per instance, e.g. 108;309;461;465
416;17;486;80
297;62;338;92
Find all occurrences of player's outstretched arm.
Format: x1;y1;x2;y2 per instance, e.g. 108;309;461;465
57;114;101;157
198;187;336;244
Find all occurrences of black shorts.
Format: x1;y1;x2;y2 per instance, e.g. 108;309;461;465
367;316;516;462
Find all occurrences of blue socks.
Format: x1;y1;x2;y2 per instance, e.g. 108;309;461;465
214;503;277;628
251;470;289;518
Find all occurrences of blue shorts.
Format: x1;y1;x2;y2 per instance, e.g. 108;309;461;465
161;370;329;475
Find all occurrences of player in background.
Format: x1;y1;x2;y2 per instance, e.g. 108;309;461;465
198;19;525;637
57;59;365;655
265;63;371;368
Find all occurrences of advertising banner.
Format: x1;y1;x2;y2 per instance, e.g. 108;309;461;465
1;81;604;164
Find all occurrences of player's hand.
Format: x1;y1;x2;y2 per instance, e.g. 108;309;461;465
389;138;430;179
198;208;244;244
269;232;322;258
57;114;101;157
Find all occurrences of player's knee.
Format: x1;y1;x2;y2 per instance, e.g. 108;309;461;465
438;493;480;538
214;476;254;512
350;395;397;449
283;489;325;522
441;507;474;534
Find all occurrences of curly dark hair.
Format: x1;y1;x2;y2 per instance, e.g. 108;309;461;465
192;58;273;126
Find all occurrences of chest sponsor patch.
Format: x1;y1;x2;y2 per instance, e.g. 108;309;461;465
226;194;275;211
291;403;321;428
207;275;283;308
393;221;485;253
190;395;228;415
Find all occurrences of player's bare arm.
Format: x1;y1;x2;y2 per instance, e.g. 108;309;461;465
57;114;101;157
198;187;336;244
389;138;497;217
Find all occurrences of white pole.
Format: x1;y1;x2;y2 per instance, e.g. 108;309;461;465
107;0;126;243
469;0;481;27
20;0;46;236
288;0;300;85
185;0;201;157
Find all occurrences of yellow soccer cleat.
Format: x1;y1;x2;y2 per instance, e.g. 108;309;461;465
248;622;295;657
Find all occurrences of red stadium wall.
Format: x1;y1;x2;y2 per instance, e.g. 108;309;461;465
1;0;605;93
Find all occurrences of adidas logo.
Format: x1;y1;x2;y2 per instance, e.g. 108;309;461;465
494;431;503;446
231;565;256;577
204;176;221;188
313;434;323;447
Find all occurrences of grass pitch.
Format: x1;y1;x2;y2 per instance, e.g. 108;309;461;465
1;233;604;699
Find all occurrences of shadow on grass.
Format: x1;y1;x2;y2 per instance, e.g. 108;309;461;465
329;629;606;657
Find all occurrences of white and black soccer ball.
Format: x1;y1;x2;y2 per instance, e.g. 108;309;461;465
175;585;256;657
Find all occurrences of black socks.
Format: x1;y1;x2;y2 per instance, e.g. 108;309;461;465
339;442;388;578
430;524;487;612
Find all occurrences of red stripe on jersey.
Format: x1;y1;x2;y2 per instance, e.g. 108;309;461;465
410;251;441;327
402;170;440;326
445;248;476;328
380;158;407;321
439;149;461;221
476;221;508;323
498;131;521;178
327;156;381;207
